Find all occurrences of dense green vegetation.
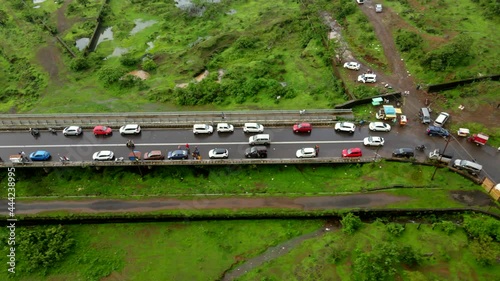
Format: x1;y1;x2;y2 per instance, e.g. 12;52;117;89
0;220;323;281
4;162;480;197
239;214;500;281
2;215;498;280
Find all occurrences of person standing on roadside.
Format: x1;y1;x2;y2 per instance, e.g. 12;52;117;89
186;143;190;154
315;145;319;156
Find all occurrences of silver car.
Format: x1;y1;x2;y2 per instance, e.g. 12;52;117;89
92;150;114;161
63;126;82;136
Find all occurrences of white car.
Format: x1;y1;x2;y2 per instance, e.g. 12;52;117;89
363;136;385;146
375;4;383;12
92;150;114;161
119;124;141;135
193;124;213;134
208;148;229;159
369;122;391;132
358;74;377;83
217;123;234;133
343;62;361;70
296;147;317;158
62;126;82;136
335;122;356;133
357;0;364;3
243;123;264;133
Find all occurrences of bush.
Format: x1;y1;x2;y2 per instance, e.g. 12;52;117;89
17;226;74;274
341;213;362;234
70;57;90;71
395;30;423;52
469;235;500;266
433;221;457;235
97;66;126;86
120;54;140;67
398;245;423;267
386;223;405;237
352;242;399;281
142;58;157;71
421;34;474;71
463;214;500;241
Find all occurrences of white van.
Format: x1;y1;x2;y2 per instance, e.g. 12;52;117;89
433;112;450;127
249;134;270;145
420;108;431;124
453;159;482;175
193;124;213;134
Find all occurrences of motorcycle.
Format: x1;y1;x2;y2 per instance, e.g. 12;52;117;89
29;128;40;137
415;145;426;152
126;140;135;148
48;128;57;135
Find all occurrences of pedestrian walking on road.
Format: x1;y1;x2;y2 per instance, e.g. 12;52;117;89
221;112;225;119
186;143;190;153
315;145;319;156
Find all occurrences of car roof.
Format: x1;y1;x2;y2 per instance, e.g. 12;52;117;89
99;150;112;154
370;136;382;140
124;124;139;128
149;150;162;155
245;122;260;126
194;124;209;127
214;148;227;153
302;147;315;153
173;149;187;153
349;148;361;152
66;126;80;129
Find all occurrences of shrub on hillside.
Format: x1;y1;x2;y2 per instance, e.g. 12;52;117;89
395;30;423;52
97;66;126;86
70;57;90;71
341;213;362;234
142;58;157;71
421;34;474;71
386;223;406;237
120;54;140;67
17;226;74;274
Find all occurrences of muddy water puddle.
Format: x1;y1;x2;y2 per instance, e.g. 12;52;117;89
130;19;157;35
75;38;90;51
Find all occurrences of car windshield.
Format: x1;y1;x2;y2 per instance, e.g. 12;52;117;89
101;126;108;130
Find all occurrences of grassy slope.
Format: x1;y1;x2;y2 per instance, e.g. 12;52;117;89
0;220;323;281
6;162;480;197
10;0;340;113
238;221;500;281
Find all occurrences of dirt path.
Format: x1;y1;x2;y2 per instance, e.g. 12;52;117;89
0;193;409;215
221;224;337;280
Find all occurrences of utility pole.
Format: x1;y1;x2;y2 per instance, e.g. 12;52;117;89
431;136;452;180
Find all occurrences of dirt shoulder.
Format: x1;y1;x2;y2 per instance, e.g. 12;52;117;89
3;193;409;215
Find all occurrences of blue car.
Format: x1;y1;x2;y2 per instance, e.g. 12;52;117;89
167;150;188;160
29;150;51;161
426;126;450;137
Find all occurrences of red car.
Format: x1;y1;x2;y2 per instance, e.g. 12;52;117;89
342;147;362;158
93;125;112;136
293;122;312;133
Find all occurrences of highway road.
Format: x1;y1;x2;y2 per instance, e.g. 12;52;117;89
1;124;498;182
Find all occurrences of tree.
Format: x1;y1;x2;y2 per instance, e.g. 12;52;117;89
98;66;126;86
395;30;423;52
0;9;8;25
352;243;400;281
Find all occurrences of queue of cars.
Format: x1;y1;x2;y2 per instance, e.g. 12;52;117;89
16;113;484;176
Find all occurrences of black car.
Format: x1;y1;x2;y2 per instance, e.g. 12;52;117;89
392;148;414;158
167;149;189;160
426;126;450;137
245;146;267;158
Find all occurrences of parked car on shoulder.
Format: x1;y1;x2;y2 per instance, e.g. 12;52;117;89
167;150;189;160
29;150;51;161
93;125;112;136
296;147;317;158
208;148;229;159
243;123;264;133
343;62;361;70
193;124;213;134
342;147;362;158
245;146;267;158
426;126;450;137
62;126;82;136
453;159;482;175
369;122;391;132
217;123;234;133
375;4;383;12
433;112;450;127
356;0;365;4
363;136;385;146
144;150;165;160
392;148;414;158
358;73;377;83
335;122;356;133
92;150;114;161
119;124;141;135
293;122;312;133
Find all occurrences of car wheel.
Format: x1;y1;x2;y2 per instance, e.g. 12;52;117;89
194;132;198;135
64;133;68;136
294;130;298;133
121;133;125;136
94;133;98;136
335;129;339;132
307;130;311;133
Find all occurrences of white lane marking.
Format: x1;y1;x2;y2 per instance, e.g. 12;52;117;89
0;140;363;148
